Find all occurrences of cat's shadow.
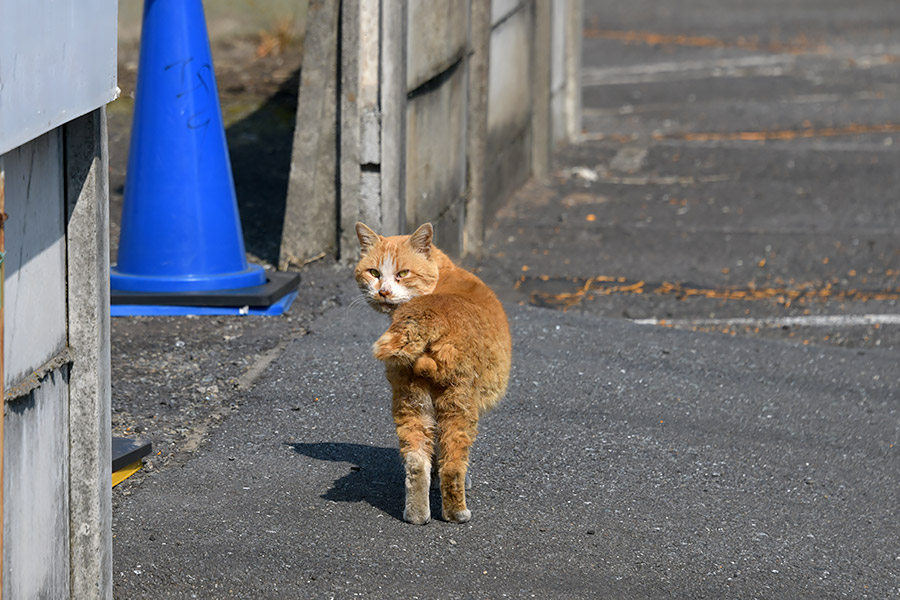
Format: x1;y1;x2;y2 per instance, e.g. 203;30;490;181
287;442;431;522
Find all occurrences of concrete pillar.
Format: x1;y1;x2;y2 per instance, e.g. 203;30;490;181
337;0;362;257
531;0;552;182
337;0;388;257
64;107;113;600
560;0;582;144
379;0;408;237
485;1;536;218
462;0;491;257
279;0;339;268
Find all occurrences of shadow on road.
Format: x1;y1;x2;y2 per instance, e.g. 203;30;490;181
226;67;300;266
286;441;407;521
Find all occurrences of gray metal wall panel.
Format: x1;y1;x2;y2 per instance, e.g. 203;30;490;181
0;0;117;155
1;130;68;387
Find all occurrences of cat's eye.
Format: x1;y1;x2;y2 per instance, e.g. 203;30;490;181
368;268;381;278
397;270;410;278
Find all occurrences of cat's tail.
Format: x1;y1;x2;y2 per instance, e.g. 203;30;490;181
372;309;458;375
371;318;434;364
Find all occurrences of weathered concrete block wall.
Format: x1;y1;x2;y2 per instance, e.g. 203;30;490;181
1;109;114;600
404;0;470;255
2;131;73;599
281;0;582;263
550;0;583;146
485;0;535;221
4;371;71;599
551;0;569;145
2;133;68;385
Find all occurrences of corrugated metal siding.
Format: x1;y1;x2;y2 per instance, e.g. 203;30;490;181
0;0;117;155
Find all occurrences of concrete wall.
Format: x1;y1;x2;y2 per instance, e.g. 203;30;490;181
280;0;582;263
3;370;71;599
1;3;115;598
405;0;470;255
1;108;113;600
485;1;536;220
1;113;113;600
2;131;72;599
551;0;583;146
2;132;68;385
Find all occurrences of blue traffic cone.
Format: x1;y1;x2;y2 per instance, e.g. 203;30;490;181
111;0;298;316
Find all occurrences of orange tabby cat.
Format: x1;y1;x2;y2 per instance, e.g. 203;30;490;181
355;222;512;524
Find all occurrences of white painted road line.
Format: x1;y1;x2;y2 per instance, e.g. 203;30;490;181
581;55;799;86
632;314;900;328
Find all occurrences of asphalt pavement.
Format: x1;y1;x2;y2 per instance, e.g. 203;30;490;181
480;0;900;351
113;301;899;599
112;1;900;598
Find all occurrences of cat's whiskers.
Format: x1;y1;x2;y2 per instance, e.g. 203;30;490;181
347;293;372;312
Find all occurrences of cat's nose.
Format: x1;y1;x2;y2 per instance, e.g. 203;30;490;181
378;287;391;298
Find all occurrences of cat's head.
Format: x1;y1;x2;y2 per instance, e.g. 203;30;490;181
354;222;440;313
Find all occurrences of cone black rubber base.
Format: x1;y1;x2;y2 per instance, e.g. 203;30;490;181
111;271;300;307
112;437;153;472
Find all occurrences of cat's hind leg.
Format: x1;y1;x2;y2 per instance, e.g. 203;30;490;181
430;470;472;491
434;391;479;523
432;440;472;490
391;376;436;525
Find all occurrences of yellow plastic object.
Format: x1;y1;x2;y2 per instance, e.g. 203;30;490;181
112;460;144;487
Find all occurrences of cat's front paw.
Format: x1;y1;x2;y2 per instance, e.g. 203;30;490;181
443;508;471;524
403;506;431;525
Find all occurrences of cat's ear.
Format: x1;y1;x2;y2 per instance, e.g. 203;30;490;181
356;222;380;252
408;223;433;255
